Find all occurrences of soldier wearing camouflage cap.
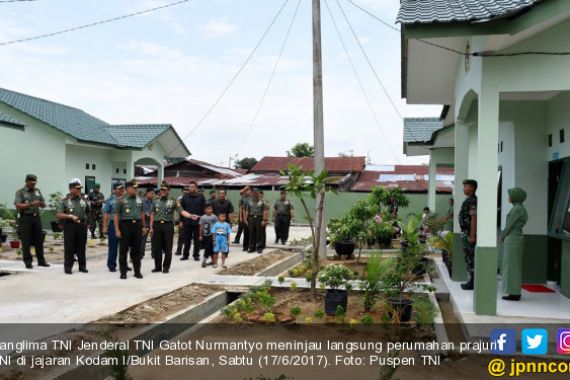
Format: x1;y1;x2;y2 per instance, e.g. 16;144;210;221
87;183;105;239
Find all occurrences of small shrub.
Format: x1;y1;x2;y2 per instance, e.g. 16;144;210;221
290;306;301;316
348;319;358;328
290;281;298;290
262;312;276;323
305;317;313;324
278;276;285;284
314;309;325;319
305;271;312;283
361;314;374;325
335;305;345;323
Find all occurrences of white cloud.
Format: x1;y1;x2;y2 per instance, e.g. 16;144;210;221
202;21;238;38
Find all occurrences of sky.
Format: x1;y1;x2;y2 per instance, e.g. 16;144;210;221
0;0;440;167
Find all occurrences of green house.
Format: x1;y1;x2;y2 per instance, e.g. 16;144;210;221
0;88;189;204
399;0;570;315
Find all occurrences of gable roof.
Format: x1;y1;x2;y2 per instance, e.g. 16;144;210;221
351;165;454;193
251;156;367;174
403;117;444;143
0;88;189;153
397;0;538;25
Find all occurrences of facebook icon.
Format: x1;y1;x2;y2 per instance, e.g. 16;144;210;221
490;329;516;355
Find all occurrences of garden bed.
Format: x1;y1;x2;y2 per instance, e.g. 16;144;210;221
218;250;293;276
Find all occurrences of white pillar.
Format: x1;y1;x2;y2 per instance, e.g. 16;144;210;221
428;153;437;213
157;164;164;185
454;122;469;234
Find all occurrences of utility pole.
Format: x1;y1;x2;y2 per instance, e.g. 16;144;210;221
312;0;326;259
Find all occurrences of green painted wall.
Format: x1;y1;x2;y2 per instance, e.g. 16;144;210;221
561;241;570;298
177;190;451;226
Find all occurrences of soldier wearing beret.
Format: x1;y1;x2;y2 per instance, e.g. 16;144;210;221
56;180;91;274
87;183;105;240
114;179;145;279
13;174;50;269
459;179;478;290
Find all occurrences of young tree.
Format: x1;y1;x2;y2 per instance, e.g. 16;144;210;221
284;164;330;296
234;157;258;171
287;143;315;157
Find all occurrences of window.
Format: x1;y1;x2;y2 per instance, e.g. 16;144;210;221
549;134;553;147
91;164;96;170
85;163;90;170
85;176;96;194
561;129;565;144
500;141;503;152
123;169;127;174
116;168;119;174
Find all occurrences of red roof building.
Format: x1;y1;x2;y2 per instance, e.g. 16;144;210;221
251;156;366;174
351;165;454;193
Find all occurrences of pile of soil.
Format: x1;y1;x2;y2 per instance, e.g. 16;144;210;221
97;284;221;324
219;250;292;276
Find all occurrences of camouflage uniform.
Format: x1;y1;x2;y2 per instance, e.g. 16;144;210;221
459;195;477;277
87;189;105;239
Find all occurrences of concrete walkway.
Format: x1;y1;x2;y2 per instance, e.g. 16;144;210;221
0;226;311;324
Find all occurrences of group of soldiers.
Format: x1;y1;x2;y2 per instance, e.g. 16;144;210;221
12;175;295;279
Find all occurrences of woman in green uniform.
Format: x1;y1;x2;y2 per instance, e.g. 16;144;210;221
501;187;528;301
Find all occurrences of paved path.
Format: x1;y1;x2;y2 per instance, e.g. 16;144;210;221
0;226;311;324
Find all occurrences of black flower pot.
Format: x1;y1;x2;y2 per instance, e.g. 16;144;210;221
387;297;413;323
0;234;7;243
333;240;356;257
325;289;348;316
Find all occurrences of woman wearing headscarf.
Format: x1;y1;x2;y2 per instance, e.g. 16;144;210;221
501;187;528;301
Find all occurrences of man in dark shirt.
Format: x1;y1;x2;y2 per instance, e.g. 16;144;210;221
212;189;235;227
180;181;206;261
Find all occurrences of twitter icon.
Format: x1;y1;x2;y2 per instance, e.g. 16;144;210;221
522;329;548;355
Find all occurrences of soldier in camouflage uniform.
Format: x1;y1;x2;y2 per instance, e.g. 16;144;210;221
245;188;269;254
13;174;50;269
459;179;478;290
114;179;145;280
87;183;105;239
56;180;91;274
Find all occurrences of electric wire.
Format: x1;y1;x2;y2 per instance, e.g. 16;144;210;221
0;0;191;46
166;0;290;157
324;0;400;164
235;0;302;158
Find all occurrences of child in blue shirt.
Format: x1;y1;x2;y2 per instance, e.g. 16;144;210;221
211;213;231;269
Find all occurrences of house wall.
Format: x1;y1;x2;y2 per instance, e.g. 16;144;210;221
65;144;114;196
547;92;570;161
0;104;67;208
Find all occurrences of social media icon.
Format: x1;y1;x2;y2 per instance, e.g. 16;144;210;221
557;329;570;354
522;329;548;355
490;329;516;355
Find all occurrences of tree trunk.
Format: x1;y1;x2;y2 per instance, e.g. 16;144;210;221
311;190;325;297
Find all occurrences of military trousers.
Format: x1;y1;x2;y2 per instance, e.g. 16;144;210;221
63;221;87;271
119;220;142;275
248;215;264;251
88;208;104;238
18;214;46;266
152;221;174;271
274;214;291;243
462;235;476;277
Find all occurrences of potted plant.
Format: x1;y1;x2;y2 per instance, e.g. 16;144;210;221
10;240;20;249
429;231;454;276
327;216;361;257
381;217;433;323
318;264;354;316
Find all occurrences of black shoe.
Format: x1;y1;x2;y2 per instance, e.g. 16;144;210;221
152;268;162;273
243;248;248;252
163;269;169;274
127;267;132;271
91;235;96;240
232;240;239;244
180;257;188;261
461;282;474;290
64;269;72;275
502;295;521;301
79;268;88;273
38;262;50;267
257;249;263;254
281;241;286;245
193;257;200;262
120;274;127;279
134;273;143;279
109;268;117;272
25;264;33;269
275;239;279;244
175;251;182;256
248;249;255;253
